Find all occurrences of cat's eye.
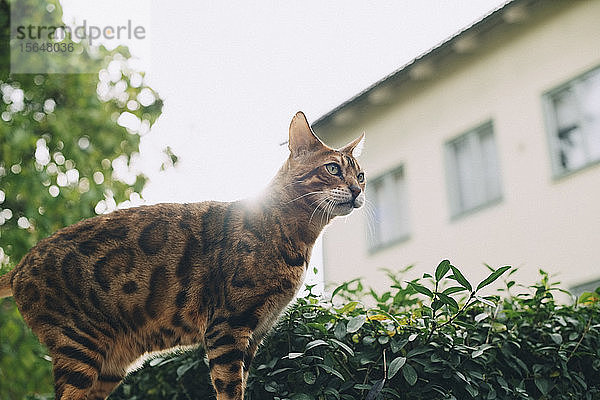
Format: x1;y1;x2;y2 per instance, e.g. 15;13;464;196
325;163;341;176
357;172;365;183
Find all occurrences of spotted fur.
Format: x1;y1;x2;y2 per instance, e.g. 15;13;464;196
0;112;366;400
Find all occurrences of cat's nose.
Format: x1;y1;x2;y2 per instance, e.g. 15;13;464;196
349;185;362;199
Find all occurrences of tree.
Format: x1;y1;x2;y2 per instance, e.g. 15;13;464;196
0;0;163;397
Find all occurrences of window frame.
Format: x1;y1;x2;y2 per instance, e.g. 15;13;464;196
444;121;503;219
366;165;410;253
543;65;600;179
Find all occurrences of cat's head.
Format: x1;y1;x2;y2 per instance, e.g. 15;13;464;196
283;111;365;218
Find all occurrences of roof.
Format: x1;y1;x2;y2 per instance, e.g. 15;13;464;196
312;0;572;137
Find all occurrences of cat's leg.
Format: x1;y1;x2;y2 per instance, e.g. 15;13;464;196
44;327;105;400
86;339;136;399
242;337;263;387
205;326;252;400
50;351;101;400
86;368;126;400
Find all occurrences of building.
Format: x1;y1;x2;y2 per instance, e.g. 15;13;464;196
313;0;600;295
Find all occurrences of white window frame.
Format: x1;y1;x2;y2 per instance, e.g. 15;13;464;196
445;121;503;218
367;165;410;252
543;65;600;178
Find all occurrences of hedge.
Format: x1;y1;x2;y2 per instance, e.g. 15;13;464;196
108;261;600;400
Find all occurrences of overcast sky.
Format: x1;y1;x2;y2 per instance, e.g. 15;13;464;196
60;0;509;203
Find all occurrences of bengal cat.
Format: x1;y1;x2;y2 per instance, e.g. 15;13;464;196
0;111;365;400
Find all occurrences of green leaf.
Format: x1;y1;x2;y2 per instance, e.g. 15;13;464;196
305;339;328;352
264;381;279;392
402;363;418;385
337;301;359;314
387;356;406;379
334;322;347;340
407;281;434;298
476;296;497;307
450;265;472;292
436;292;459;312
316;363;345;381
362;336;376;345
465;384;478;397
406;347;431;358
443;286;468;295
550;333;563;345
391;338;408;353
380;292;391;302
435;260;451;281
332;279;362;300
534;377;551;395
303;371;316;385
329;339;355;356
149;357;164;367
476;266;512;292
578;291;600;304
291;393;315;400
331;283;347;300
347;315;367;333
475;312;489;323
472;344;494;358
365;378;385;400
323;388;340;400
176;361;196;378
456;371;469;383
269;367;294;376
305;322;328;335
432;300;444;311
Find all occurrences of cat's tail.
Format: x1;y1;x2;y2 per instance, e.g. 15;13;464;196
0;269;14;298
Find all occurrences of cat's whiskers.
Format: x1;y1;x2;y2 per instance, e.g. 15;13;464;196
319;200;329;226
308;197;329;225
321;199;336;226
308;195;331;225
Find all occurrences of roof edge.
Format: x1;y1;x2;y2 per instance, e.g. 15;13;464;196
312;0;523;130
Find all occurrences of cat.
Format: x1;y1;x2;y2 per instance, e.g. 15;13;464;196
0;111;365;400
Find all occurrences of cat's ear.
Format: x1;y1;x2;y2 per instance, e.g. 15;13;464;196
288;111;326;158
339;132;365;158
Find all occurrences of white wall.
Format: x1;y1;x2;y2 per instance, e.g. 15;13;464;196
322;1;600;294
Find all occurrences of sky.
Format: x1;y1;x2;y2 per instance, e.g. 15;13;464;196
59;0;509;204
55;1;510;289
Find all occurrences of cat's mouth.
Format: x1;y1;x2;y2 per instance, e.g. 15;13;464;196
332;199;361;216
340;200;361;208
322;191;364;217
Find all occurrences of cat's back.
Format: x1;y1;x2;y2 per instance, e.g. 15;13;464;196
9;202;222;327
14;202;206;272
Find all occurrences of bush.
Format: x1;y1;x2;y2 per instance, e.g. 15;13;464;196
111;261;600;400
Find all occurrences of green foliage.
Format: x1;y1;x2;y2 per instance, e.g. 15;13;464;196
0;0;162;268
110;261;600;400
0;298;53;399
0;1;163;398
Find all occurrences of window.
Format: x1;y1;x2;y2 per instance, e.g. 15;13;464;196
545;66;600;176
445;122;502;217
368;166;410;250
